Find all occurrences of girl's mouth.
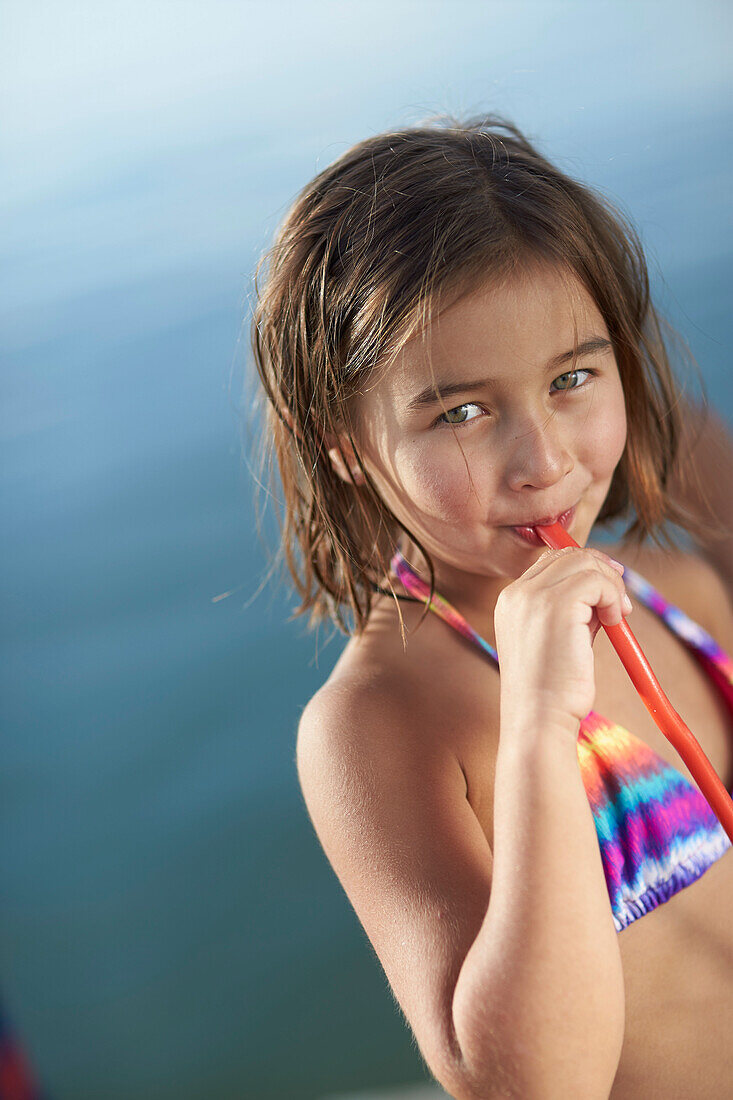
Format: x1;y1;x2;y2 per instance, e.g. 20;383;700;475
508;504;577;545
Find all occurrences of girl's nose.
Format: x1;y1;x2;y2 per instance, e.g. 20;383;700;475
505;416;575;491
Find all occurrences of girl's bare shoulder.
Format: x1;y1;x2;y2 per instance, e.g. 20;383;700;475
297;593;499;787
601;538;733;643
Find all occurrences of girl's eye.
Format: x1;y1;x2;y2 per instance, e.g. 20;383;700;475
551;368;595;392
438;403;484;426
436;369;596;427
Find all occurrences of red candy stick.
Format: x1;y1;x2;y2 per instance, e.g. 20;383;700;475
535;521;733;844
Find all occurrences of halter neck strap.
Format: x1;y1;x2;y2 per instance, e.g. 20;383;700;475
389;550;500;665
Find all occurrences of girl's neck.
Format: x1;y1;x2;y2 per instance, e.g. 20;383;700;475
391;544;515;647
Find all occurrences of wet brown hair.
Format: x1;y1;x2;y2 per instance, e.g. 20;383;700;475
249;112;723;634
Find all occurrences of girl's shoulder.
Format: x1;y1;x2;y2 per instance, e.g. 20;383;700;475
602;538;733;645
297;593;500;790
295;635;481;856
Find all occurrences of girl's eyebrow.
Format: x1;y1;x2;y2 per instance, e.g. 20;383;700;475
405;335;613;411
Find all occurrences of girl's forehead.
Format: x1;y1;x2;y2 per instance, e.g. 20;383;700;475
378;266;607;392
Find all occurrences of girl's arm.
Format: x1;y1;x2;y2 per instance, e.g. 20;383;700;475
297;680;624;1100
452;710;625;1099
669;400;733;600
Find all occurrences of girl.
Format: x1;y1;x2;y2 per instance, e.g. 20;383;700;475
251;115;733;1098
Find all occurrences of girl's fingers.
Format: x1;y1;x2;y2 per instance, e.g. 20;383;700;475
536;555;630;629
587;570;632;627
531;547;629;603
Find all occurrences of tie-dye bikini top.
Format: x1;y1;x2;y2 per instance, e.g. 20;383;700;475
390;550;733;932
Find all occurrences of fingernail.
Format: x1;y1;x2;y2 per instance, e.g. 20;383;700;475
623;594;633;613
610;558;625;574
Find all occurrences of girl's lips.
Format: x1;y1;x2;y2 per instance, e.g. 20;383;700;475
508;504;577;545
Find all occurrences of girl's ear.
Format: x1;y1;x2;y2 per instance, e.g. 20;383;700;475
325;435;365;486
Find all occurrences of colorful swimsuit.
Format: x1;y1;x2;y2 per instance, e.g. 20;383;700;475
390;550;733;933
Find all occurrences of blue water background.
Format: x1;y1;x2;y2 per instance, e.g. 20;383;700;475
2;2;732;1097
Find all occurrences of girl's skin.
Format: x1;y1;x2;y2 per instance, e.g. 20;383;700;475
668;402;733;600
306;258;733;1096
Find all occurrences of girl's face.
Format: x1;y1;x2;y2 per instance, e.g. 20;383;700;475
348;261;628;609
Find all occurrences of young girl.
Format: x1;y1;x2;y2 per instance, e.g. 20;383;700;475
251;115;733;1098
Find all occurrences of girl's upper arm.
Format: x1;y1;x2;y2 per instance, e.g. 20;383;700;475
296;679;494;1098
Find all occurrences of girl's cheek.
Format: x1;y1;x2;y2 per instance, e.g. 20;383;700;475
587;393;627;473
394;441;482;520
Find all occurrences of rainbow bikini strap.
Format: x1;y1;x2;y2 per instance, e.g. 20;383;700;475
389;550;499;663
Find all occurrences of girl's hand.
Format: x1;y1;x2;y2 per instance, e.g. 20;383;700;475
494;547;632;737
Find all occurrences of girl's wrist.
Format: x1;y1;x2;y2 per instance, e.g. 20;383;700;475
499;696;581;752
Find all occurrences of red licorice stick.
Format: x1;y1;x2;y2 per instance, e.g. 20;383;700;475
535;521;733;844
